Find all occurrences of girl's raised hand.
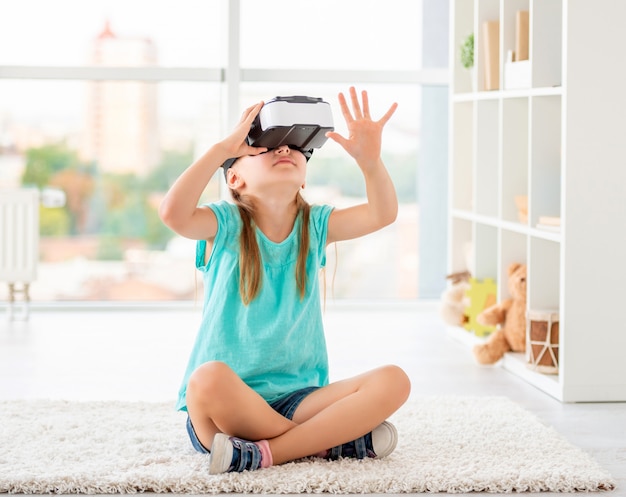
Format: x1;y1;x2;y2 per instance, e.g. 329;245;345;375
219;101;268;160
325;87;397;167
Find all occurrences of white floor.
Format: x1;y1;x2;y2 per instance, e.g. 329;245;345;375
1;301;624;496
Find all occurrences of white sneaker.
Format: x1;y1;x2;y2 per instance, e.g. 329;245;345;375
326;420;398;460
371;421;398;458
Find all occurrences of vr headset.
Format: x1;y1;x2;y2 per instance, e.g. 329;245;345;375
222;95;334;175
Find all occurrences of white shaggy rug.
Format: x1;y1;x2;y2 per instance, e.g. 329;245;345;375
0;396;615;494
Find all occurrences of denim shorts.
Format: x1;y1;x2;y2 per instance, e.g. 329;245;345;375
186;385;320;454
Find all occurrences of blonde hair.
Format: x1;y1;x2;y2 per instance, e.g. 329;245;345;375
230;189;310;305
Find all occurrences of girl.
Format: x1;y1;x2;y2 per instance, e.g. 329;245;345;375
159;87;411;474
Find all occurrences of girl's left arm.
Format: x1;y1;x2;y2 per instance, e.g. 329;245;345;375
326;87;399;244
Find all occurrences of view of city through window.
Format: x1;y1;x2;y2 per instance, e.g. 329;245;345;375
0;1;423;302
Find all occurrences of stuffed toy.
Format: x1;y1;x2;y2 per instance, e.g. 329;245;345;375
473;263;527;364
463;277;497;337
439;271;471;326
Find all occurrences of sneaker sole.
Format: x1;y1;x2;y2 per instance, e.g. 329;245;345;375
371;421;398;458
208;433;233;474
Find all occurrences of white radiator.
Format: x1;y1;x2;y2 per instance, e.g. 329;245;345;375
0;188;39;320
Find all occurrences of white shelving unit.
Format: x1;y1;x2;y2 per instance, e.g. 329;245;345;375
448;0;626;402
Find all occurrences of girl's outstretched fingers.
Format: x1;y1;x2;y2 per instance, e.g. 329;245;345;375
378;101;398;127
348;86;363;120
326;87;398;164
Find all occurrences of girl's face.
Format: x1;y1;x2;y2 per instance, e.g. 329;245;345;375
227;145;307;195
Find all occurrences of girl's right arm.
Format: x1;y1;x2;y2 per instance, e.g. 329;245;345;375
159;144;230;240
158;102;267;240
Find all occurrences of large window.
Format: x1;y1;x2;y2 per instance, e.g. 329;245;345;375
0;80;221;301
0;1;225;67
0;0;446;303
240;0;422;71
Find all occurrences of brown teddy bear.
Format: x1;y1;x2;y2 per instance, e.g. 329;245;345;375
473;263;527;364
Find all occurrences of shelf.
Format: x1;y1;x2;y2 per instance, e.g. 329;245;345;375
452;86;563;102
451;209;499;227
528;226;560;243
447;326;561;401
502;353;561;400
449;0;626;401
451;210;561;242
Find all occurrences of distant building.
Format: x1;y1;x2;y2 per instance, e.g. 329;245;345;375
81;21;160;176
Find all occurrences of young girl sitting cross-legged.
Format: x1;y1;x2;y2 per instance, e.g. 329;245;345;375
159;86;411;474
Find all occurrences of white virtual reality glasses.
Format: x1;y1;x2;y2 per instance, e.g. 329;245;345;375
222;95;334;175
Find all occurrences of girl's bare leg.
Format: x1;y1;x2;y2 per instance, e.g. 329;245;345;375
186;361;298;450
186;361;411;465
270;365;410;464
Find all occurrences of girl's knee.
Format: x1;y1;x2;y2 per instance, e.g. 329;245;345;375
379;364;411;403
187;361;235;400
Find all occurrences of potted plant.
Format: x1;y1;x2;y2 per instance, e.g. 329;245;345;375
460;33;475;91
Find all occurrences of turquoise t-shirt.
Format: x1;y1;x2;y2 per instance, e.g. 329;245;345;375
176;200;334;411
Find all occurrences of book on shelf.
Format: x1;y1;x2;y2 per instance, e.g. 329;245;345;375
482;20;499;91
536;215;561;233
515;10;529;61
538;216;561;226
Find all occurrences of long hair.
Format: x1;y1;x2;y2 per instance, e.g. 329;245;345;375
230;190;310;305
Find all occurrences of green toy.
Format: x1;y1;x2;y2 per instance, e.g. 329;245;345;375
463;277;497;337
